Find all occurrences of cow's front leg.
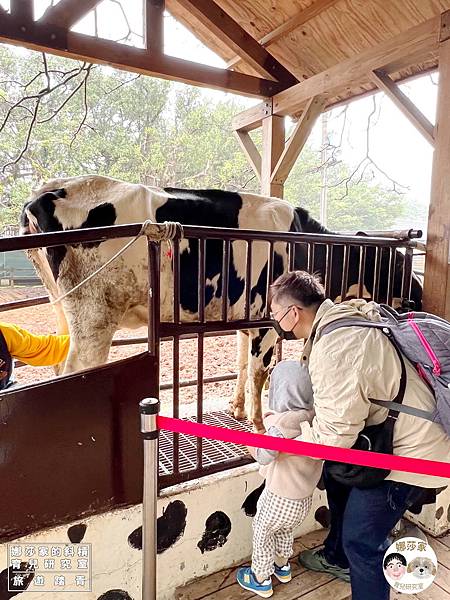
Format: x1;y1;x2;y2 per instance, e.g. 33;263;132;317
248;328;277;433
230;329;249;420
62;300;122;374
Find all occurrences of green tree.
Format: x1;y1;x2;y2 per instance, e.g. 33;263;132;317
0;45;406;232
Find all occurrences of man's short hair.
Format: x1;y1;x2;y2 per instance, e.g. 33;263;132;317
270;271;325;308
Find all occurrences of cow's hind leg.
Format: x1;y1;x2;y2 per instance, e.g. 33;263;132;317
230;330;249;420
248;328;277;433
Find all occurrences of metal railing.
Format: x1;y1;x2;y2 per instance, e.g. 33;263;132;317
0;224;420;487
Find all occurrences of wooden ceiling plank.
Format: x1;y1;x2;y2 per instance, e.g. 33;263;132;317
10;0;34;20
260;0;342;47
233;130;261;180
0;15;284;98
172;0;298;85
40;0;103;29
226;0;341;69
145;0;164;53
370;69;435;146
272;14;441;116
271;95;327;184
232;100;272;132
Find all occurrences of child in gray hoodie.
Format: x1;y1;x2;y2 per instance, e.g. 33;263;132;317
236;360;322;598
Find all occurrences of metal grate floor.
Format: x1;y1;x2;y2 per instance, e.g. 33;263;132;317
158;410;252;476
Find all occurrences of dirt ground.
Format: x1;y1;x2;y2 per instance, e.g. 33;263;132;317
0;285;303;412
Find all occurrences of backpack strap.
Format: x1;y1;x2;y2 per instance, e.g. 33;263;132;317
315;318;435;424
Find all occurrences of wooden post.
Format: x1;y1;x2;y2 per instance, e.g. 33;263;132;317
261;115;285;197
423;12;450;317
10;0;33;20
145;0;164;54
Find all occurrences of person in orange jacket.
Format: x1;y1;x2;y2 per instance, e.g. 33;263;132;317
0;321;69;390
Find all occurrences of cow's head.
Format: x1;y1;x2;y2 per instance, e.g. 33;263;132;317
19;187;70;372
354;231;423;311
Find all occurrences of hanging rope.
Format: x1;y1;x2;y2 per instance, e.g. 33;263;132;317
50;220;183;306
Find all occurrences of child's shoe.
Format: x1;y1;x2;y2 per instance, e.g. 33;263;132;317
236;566;273;598
274;562;292;583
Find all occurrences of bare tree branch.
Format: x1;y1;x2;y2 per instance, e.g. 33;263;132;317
328;95;408;199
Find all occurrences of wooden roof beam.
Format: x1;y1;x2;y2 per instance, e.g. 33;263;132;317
370;69;435;146
0;14;284;98
40;0;103;29
233;130;261;181
271;14;441;116
172;0;298;85
271;95;327;185
232;100;272;132
226;0;341;69
10;0;33;20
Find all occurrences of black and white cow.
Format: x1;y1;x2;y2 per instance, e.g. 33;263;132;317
20;175;422;431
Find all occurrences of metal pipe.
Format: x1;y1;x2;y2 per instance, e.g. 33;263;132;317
340;245;349;301
140;397;160;600
244;241;252;320
0;223;418;253
222;239;230;322
341;228;423;240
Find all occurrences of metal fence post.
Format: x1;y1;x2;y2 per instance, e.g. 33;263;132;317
140;397;160;600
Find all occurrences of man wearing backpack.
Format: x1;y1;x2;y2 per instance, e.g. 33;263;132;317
269;270;450;600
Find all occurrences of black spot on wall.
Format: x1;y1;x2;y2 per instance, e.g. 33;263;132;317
128;526;142;550
97;590;134;600
315;506;331;528
0;562;34;599
67;523;87;543
242;483;265;517
436;507;444;520
408;488;436;515
197;511;232;554
157;500;187;554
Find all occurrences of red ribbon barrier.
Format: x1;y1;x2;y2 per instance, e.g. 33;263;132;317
157;415;450;480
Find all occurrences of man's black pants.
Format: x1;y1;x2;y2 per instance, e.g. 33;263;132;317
322;462;428;600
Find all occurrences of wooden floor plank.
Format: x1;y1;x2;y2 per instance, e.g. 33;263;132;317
433;564;450;594
438;535;450;550
429;538;450;570
416;584;450;600
288;578;351;600
188;569;336;600
296;528;327;550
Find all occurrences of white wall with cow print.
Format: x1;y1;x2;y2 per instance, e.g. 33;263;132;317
0;465;329;600
0;461;447;600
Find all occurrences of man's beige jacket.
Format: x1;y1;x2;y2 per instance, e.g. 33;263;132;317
299;299;450;488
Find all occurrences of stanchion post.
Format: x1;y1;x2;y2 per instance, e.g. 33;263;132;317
140;397;160;600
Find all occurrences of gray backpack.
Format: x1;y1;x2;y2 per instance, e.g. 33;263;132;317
318;304;450;436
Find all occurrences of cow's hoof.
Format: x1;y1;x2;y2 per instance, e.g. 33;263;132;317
233;407;247;420
251;422;265;434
